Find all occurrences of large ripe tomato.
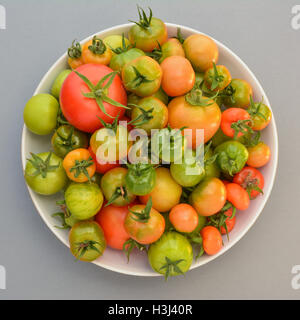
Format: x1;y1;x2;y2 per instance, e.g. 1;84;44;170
95;204;131;250
168;94;221;148
60;64;127;133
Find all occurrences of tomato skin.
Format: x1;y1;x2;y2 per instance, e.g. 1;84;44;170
190;178;227;217
129;18;168;52
124;204;165;245
159;38;185;63
250;103;272;131
233;166;264;199
204;65;231;91
60;64;127;133
103;35;130;58
201;226;223;255
95;204;131;250
223;79;253;108
226;183;250;210
52;125;89;158
169;204;199;233
148;232;193;277
247;142;271;168
69;221;106;262
220;208;236;234
168;95;221;148
101;167;136;207
51;70;72;99
24;94;59;135
68;57;84;70
221;108;251;138
110;48;145;73
131;97;168;134
25;152;68;195
88;147;120;174
122;56;162;97
140;167;182;212
161;56;195;97
65;182;104;220
82;38;112;65
183;34;219;72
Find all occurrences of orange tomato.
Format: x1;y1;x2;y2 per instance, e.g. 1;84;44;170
140;167;182;212
226;183;250;211
169;204;199;233
68;57;84;70
183;34;219;72
221;108;251;139
124;203;165;245
201;226;223;255
67;40;84;70
168;95;221;148
220;208;236;235
247;142;271;168
63;148;96;183
82;36;112;65
160;56;195;97
190;178;227;216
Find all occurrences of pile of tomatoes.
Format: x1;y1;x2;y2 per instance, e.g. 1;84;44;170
23;7;272;279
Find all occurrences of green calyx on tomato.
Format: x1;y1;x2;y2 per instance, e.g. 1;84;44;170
130;66;154;89
74;70;128;118
97;112;120;133
25;152;68;195
69;221;106;262
148;231;193;279
109;33;132;54
123;238;147;262
125;163;156;196
51;125;88;158
110;48;145;73
88;36;107;55
128;103;154;126
247;96;271;130
206;63;224;91
208;201;236;240
175;28;185;44
185;87;219;107
214;140;249;176
129;6;153;30
68;40;82;59
52;200;80;229
231;118;253;140
69;156;94;182
129;197;153;223
105;185;130;207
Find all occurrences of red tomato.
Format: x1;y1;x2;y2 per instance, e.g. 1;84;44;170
201;226;223;255
88;147;120;174
60;64;127;133
95;204;131;250
226;183;250;211
220;208;236;235
233;166;264;199
221;108;251;139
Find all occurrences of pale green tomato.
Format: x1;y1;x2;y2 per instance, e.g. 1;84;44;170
51;69;72;99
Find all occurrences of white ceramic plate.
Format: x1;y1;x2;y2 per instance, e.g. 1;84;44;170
21;23;278;276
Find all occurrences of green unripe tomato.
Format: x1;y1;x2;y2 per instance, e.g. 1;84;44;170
103;35;130;57
51;70;72;99
69;221;106;262
24;152;68;195
24;94;59;135
65;182;104;220
109;48;145;73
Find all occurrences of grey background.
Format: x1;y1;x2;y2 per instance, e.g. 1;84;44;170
0;0;299;300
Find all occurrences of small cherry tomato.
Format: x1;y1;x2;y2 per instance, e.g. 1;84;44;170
204;64;231;91
103;34;131;58
233;166;264;199
88;146;120;174
150;38;185;64
220;208;236;235
248;97;272;131
67;40;84;69
124;199;165;245
82;36;112;65
221;108;251;139
128;7;168;52
63;148;96;183
201;226;223;255
183;34;219;72
140;167;182;212
247;141;271;168
160;56;195;97
169;204;199;233
225;183;250;210
95;204;131;250
122;56;162;97
223;79;253;108
190;178;227;217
